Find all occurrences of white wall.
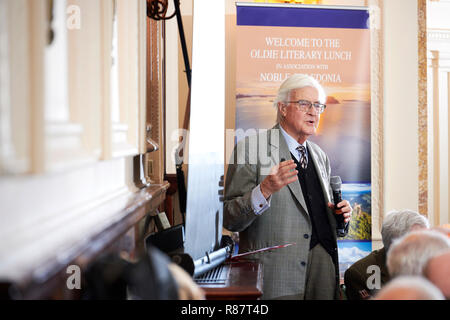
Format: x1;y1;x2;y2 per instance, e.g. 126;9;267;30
428;0;450;30
427;0;450;227
383;0;419;214
164;2;180;175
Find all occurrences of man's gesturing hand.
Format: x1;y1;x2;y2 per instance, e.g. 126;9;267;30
260;160;298;199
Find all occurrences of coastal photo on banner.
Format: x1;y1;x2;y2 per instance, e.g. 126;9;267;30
235;3;372;279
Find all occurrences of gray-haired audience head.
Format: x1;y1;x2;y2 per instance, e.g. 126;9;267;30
374;276;444;300
387;229;450;278
381;209;429;252
274;74;327;123
423;250;450;299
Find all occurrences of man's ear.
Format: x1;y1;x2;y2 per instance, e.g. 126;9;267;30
278;102;286;117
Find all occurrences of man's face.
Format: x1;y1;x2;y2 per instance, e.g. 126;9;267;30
279;86;321;144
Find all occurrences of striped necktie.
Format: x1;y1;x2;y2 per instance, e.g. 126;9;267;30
297;145;308;169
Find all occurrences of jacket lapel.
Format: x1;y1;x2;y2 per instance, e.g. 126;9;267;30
269;124;309;215
307;142;337;238
307;142;332;204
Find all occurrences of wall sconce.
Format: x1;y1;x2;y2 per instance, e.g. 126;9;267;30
147;0;176;20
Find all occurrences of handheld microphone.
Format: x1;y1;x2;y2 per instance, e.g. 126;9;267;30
330;176;348;237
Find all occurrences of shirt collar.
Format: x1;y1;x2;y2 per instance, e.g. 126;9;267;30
279;124;307;161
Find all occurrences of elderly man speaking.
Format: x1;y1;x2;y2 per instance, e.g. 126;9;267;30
223;74;352;300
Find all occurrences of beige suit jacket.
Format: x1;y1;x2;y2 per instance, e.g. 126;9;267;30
223;124;339;299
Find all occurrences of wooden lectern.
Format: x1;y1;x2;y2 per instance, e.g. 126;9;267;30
197;260;263;300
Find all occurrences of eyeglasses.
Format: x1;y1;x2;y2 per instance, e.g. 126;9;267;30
285;100;326;114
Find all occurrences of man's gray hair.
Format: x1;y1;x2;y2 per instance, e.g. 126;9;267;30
381;209;430;252
274;74;327;123
374;276;445;300
387;230;450;278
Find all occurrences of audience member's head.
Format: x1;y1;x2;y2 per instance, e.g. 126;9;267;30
423;250;450;299
387;230;450;278
374;276;444;300
381;209;429;252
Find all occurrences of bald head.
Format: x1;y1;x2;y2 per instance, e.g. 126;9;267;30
387;230;450;278
431;226;450;238
424;250;450;299
374;276;444;300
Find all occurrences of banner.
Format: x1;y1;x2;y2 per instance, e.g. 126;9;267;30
235;3;372;279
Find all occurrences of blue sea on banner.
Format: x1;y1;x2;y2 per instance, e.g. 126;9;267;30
234;97;372;183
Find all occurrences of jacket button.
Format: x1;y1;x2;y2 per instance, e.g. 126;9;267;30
304;234;309;239
301;261;306;267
